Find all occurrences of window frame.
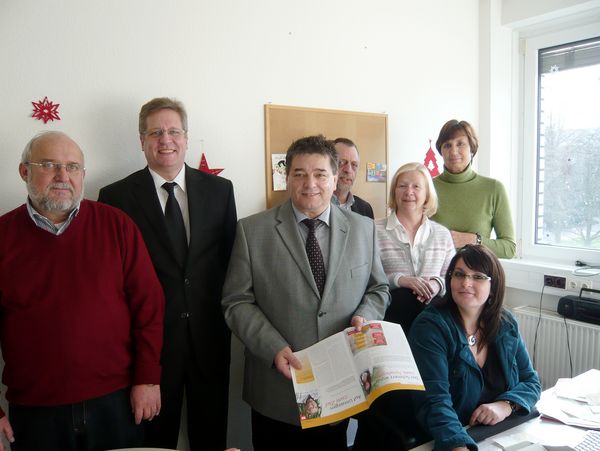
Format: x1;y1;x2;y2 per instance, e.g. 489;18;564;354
519;22;600;265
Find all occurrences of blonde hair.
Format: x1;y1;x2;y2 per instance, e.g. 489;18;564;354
139;97;188;134
388;162;438;217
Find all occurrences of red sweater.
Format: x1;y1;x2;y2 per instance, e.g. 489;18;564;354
0;200;164;414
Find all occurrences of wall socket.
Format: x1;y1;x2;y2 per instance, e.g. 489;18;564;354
566;277;594;292
544;275;566;289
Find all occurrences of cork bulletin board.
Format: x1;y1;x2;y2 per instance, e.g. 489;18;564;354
264;104;388;219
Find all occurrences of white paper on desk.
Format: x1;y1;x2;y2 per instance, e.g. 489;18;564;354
553;382;581;402
538;398;600;430
559;402;600;424
518;445;546;451
554;378;589;403
587;393;600;406
553;380;600;405
553;371;600;403
493;432;535;450
511;445;572;451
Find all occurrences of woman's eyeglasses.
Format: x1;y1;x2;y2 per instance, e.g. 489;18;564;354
450;270;491;282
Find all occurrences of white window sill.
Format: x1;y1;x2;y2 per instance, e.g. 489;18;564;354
501;258;600;296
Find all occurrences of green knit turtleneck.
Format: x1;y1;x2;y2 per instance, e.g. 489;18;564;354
432;165;516;258
437;164;477;184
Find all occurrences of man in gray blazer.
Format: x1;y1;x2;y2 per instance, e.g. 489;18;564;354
222;135;390;450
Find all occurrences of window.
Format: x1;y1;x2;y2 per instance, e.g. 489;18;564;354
521;24;600;263
536;36;600;251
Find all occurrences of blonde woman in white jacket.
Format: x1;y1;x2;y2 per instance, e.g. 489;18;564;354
375;162;455;333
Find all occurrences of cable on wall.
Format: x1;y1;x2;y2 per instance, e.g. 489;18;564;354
532;284;545;370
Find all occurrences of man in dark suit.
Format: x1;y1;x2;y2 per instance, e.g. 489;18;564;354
222;135;389;451
332;137;374;219
98;97;237;451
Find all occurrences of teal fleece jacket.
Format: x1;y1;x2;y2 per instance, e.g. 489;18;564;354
409;305;541;451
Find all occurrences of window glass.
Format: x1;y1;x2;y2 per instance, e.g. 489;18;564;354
535;37;600;250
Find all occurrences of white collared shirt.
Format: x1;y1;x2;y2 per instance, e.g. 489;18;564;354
376;213;454;295
385;213;431;273
331;192;355;211
292;204;331;271
148;166;190;243
25;199;80;235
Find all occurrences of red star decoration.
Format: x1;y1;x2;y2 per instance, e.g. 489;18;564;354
199;153;224;176
31;96;61;124
424;139;440;177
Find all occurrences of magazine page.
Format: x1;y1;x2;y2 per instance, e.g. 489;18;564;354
291;331;368;428
349;321;424;402
291;320;424;428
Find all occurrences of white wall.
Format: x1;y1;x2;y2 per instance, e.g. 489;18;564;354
501;0;600;27
0;1;480;449
1;0;598;449
0;0;480;221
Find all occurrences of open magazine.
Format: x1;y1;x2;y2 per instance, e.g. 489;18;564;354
290;320;424;428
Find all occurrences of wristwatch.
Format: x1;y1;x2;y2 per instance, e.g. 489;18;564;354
501;399;518;412
475;232;482;245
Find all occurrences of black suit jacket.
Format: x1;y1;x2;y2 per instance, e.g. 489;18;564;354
351;194;374;219
98;165;237;377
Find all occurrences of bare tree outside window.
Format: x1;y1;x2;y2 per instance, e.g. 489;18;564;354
536;37;600;250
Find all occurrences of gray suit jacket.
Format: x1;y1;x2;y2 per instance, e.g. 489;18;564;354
222;200;390;424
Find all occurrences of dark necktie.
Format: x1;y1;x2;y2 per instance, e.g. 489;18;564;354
162;182;188;265
302;218;326;296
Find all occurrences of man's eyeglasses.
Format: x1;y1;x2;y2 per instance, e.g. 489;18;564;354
25;161;84;173
142;128;186;139
450;270;491;282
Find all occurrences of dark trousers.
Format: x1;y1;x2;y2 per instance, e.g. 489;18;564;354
144;330;228;451
385;288;428;335
353;391;430;451
385;288;443;335
9;387;142;451
252;409;349;451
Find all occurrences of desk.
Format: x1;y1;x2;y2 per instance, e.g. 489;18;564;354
410;370;598;450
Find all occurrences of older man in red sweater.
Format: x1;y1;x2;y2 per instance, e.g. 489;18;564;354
0;131;165;451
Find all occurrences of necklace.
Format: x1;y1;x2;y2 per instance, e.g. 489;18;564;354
466;329;479;347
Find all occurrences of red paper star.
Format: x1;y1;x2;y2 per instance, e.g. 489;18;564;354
31;96;61;124
199;153;224;176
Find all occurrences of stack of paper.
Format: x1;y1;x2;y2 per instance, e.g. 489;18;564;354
538;370;600;430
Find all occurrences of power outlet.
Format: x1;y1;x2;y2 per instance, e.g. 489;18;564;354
566;277;594;292
544;275;566;289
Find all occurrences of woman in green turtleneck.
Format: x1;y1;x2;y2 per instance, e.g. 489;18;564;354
431;120;516;259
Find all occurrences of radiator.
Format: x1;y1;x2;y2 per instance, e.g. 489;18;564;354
512;306;600;389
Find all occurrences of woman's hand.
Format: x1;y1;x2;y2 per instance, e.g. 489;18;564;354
398;276;439;303
468;401;512;426
450;230;477;248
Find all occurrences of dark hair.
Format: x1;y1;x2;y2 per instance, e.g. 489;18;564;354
333;137;359;153
441;245;505;351
435;119;479;157
285;135;338;176
139;97;188;134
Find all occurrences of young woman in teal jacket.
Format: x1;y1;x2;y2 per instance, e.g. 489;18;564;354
409;245;541;451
